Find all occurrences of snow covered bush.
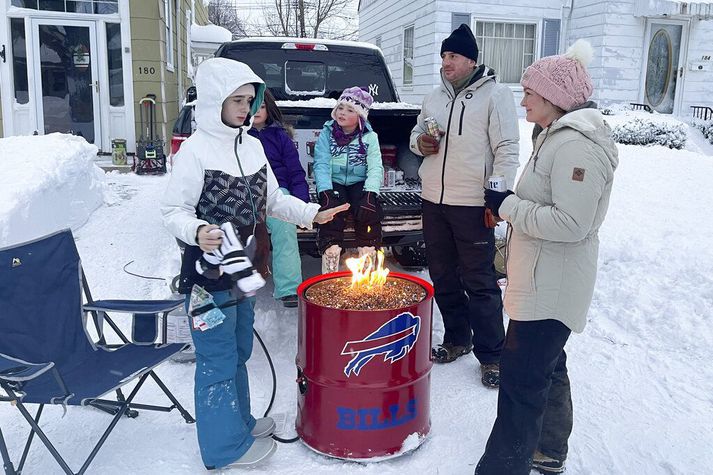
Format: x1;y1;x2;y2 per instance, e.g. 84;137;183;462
692;120;713;145
612;118;687;149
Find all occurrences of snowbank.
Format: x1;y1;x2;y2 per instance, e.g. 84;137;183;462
0;133;104;247
191;23;232;44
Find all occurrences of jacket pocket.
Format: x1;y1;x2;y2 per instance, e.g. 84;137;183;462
529;241;542;293
458;101;466;135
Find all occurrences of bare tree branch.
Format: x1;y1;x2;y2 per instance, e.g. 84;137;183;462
208;0;247;38
262;0;355;39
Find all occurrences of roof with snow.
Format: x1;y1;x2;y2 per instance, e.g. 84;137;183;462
191;23;232;44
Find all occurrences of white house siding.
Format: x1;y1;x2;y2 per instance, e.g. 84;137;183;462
359;0;436;104
568;0;713;115
681;19;713;117
360;0;562;106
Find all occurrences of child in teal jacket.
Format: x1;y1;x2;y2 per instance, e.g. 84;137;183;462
313;87;383;273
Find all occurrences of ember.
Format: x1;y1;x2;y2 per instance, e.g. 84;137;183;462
304;276;426;310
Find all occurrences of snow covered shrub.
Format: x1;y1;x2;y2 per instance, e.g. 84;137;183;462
612;118;686;149
692;120;713;145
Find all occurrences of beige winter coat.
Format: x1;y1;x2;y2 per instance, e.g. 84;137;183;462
409;68;520;206
498;108;618;332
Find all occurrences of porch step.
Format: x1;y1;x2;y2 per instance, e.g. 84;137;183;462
94;157;133;173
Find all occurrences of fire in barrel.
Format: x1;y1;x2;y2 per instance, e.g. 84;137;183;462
296;251;434;460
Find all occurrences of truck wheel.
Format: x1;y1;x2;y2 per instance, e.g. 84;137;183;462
392;241;428;268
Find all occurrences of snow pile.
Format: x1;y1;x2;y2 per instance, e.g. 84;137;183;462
612;117;687;149
191;23;232;44
692;119;713;145
0;133;104;247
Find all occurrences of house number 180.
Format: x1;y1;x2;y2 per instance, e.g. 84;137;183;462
138;66;156;75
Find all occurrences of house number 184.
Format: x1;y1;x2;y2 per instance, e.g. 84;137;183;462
138;66;156;75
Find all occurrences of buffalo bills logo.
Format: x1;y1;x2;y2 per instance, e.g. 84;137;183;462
341;312;421;377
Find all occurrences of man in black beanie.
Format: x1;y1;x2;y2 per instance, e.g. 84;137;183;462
409;24;520;388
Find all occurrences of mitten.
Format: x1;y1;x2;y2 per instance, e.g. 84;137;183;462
356;191;379;223
484;188;514;219
318;189;344;211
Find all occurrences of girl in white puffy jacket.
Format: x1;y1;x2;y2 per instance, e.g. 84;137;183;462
161;58;346;470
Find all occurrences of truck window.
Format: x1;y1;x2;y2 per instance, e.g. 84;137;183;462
218;46;397;102
286;61;326;95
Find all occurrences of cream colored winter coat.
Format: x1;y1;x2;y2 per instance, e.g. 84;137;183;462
498;108;618;332
409;67;520;206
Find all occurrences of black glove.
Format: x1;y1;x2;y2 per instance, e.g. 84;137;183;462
484;188;514;219
195;251;222;280
356;191;379;223
318;189;344;211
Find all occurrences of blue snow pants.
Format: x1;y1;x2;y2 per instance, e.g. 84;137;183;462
266;187;303;299
187;290;257;469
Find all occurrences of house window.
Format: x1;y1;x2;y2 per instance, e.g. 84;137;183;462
11;0;118;13
541;19;561;57
475;21;536;84
11;18;29;105
452;13;470;33
106;23;124;107
403;25;414;86
164;0;175;71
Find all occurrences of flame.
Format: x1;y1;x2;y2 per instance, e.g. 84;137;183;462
345;250;390;289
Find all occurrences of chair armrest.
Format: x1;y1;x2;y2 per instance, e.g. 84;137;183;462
0;353;55;382
83;299;185;345
83;299;184;314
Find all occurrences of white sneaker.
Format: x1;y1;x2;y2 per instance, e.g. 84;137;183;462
251;417;275;438
321;245;341;274
224;438;276;468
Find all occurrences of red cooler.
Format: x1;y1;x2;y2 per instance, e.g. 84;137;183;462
296;272;433;460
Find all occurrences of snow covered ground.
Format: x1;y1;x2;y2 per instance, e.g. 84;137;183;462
1;117;712;474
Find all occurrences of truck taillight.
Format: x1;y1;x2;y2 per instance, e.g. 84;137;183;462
170;134;188;157
282;42;328;51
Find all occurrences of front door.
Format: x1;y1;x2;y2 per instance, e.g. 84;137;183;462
31;19;101;145
642;20;687;114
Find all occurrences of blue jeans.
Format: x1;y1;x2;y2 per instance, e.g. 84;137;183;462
186;290;257;468
266;188;302;299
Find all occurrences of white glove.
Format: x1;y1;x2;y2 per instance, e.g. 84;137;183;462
215;222;265;295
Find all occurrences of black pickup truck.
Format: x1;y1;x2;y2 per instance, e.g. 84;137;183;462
174;37;426;267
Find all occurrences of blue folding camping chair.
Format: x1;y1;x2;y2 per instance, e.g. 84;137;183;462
0;230;194;475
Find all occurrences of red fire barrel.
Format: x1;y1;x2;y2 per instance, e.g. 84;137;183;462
296;271;434;460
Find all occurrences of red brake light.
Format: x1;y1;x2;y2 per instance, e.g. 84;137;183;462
295;43;315;50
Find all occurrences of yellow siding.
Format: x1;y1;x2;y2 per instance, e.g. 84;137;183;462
130;0;207;144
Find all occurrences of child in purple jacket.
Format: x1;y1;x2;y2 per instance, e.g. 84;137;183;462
248;89;308;307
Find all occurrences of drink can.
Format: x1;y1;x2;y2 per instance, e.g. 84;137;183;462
387;169;396;188
488;175;506;192
424;117;440;139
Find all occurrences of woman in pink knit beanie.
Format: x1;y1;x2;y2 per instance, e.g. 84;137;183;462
476;40;619;475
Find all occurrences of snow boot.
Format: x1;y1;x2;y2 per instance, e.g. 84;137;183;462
480;363;500;388
211;438;276;469
532;450;565;474
357;246;377;263
279;295;298;308
431;342;473;363
251;417;276;438
321;244;341;274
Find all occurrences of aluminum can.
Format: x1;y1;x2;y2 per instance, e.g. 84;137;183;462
387;169;396;188
487;175;506;192
424;117;440;139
